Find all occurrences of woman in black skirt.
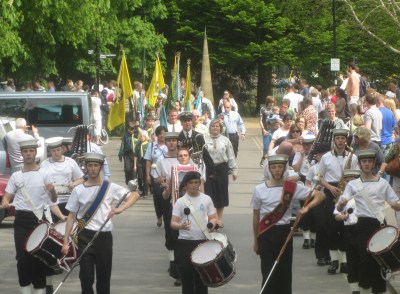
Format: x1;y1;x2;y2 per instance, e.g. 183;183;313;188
204;119;237;227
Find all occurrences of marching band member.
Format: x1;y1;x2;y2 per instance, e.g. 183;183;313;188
2;139;57;294
155;132;182;286
337;150;400;294
291;134;316;249
251;155;325;294
204;119;237;228
41;137;84;218
334;169;360;294
61;153;139;294
305;143;331;266
144;125;168;227
171;171;217;294
41;137;84;293
318;129;358;274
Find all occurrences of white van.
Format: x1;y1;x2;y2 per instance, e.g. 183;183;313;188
0;92;92;173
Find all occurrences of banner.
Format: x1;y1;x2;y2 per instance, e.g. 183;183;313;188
107;51;132;131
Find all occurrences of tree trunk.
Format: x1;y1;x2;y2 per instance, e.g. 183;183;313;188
256;61;272;114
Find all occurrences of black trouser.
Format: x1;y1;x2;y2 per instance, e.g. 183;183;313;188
123;153;135;185
14;211;46;288
176;239;208;294
151;176;163;219
78;229;113;294
324;185;346;252
344;224;359;284
312;201;330;260
298;175;314;232
228;133;239;158
162;195;178;250
258;224;292;294
137;162;148;195
356;217;385;293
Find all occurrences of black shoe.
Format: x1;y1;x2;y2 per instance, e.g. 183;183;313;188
317;258;326;266
340;262;348;274
351;291;360;294
302;239;310;249
310;239;315;248
46;285;54;294
327;260;339;274
174;278;182;286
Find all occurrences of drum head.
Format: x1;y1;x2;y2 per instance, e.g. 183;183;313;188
210;232;228;247
368;226;399;253
54;221;77;236
191;240;223;264
26;223;49;252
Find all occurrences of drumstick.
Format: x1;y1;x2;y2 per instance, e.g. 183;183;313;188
260;174;321;294
53;180;137;294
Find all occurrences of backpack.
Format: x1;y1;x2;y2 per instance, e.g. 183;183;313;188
359;76;367;97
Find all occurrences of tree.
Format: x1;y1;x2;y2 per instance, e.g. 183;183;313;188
1;0;167;86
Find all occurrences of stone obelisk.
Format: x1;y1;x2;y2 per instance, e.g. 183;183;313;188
201;27;214;102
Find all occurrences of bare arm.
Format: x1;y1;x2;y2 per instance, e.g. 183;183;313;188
298;190;326;216
1;192;13;209
50;205;67;221
108;192;140;218
61;212;77;255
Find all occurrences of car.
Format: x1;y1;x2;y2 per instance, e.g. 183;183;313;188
0;173;13;224
0;92;92;174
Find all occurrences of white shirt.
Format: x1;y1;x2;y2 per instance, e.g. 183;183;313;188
292;152;311;176
251;182;310;224
144;142;167;178
318;151;359;182
194;123;209;135
271;128;289;141
339;178;398;219
204;134;237;176
5;168;54;212
172;193;216;240
156;155;179;179
66;182;129;231
41;157;84;203
334;198;357;226
283;92;303;112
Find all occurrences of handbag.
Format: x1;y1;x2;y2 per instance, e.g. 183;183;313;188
385;155;400;176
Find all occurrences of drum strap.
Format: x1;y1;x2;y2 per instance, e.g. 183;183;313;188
183;196;212;240
354;179;385;225
77;180;110;233
258;181;297;237
15;172;43;220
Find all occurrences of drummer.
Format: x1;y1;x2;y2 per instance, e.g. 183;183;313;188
171;171;217;294
41;137;84;219
61;153;139;294
337;150;400;294
1;139;57;294
251;155;325;294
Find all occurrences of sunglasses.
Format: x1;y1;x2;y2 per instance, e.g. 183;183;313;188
292;130;300;133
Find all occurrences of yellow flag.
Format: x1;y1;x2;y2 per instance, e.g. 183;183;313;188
183;60;192;111
146;55;165;107
107;51;132;131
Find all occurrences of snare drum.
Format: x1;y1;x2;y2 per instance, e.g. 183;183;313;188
54;220;78;236
209;232;236;262
191;239;236;287
367;226;400;272
25;222;78;272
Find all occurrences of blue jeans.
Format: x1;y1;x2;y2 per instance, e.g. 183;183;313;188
262;133;272;157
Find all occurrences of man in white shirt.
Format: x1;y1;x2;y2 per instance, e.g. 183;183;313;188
283;84;303;113
364;92;382;146
3;118;40;172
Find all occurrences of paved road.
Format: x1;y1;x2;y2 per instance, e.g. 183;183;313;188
0;118;398;293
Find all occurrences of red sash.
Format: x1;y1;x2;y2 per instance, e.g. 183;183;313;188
171;165;198;205
258;181;297;236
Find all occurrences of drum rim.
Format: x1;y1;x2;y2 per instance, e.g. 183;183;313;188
191;240;224;265
25;222;50;252
367;225;399;254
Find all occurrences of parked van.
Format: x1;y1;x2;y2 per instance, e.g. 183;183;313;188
0;92;92;173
